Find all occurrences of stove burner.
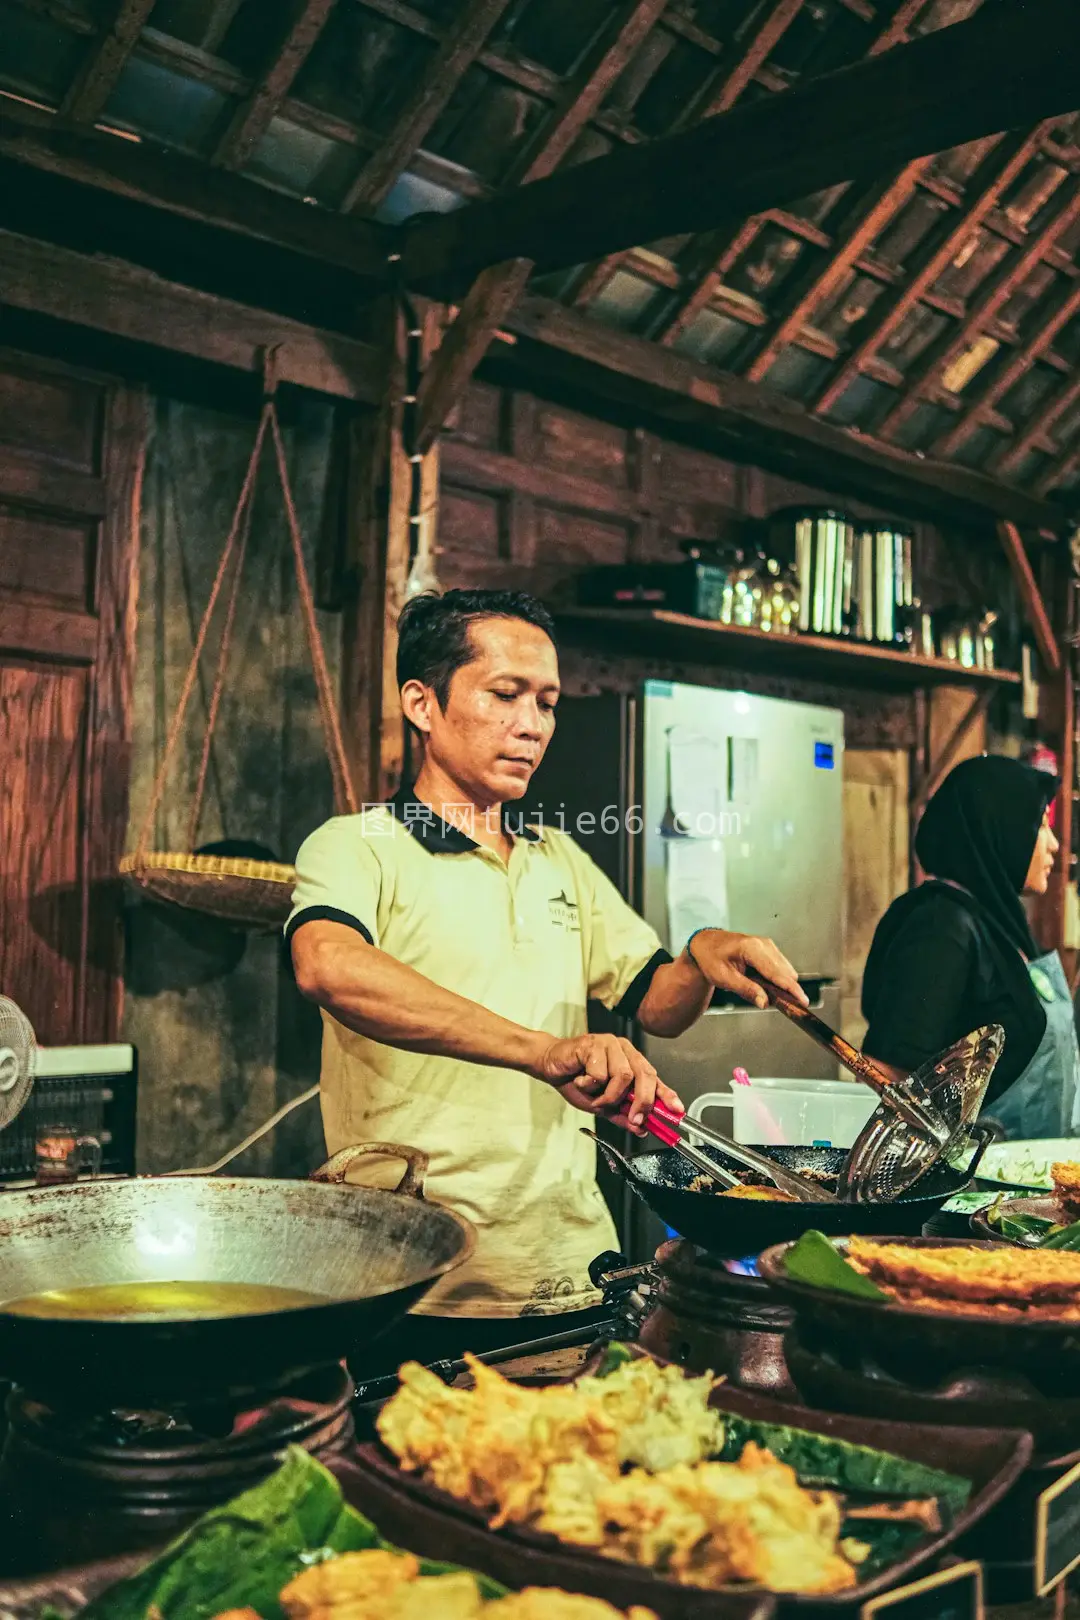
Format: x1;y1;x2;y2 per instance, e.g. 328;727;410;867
0;1363;355;1578
721;1256;761;1277
637;1240;796;1397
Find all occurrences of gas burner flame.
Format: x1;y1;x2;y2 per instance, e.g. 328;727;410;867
722;1256;761;1277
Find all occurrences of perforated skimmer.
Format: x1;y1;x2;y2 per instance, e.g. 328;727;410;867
762;986;1005;1202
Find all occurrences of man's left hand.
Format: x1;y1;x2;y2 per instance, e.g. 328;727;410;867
686;930;807;1009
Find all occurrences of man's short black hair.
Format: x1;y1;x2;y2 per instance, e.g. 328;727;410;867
396;588;557;708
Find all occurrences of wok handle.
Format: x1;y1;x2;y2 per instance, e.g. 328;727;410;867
579;1128;641;1186
309;1141;430;1198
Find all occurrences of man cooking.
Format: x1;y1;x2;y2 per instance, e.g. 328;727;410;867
287;588;804;1369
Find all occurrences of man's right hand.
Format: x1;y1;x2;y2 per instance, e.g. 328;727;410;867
532;1033;683;1135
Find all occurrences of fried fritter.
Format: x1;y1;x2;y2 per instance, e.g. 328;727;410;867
719;1185;796;1202
1052;1162;1080;1217
846;1237;1080;1310
554;1443;857;1596
488;1595;657;1619
280;1551;420;1620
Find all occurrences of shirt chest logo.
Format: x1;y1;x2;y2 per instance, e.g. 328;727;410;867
548;890;581;932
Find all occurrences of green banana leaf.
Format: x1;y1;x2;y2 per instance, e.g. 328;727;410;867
77;1447;506;1620
782;1230;889;1299
717;1416;971;1513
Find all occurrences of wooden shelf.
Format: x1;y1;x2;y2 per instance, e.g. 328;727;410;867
555;608;1023;692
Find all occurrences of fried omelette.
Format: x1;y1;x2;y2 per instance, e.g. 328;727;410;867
276;1550;658;1620
1052;1161;1080;1217
378;1356;861;1595
846;1237;1080;1318
687;1175;795;1200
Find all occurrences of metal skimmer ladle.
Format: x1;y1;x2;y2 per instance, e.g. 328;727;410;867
759;984;1005;1202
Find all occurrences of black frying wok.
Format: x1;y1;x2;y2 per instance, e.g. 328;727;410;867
0;1143;474;1407
592;1137;978;1259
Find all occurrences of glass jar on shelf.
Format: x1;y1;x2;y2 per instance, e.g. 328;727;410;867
728;549;765;628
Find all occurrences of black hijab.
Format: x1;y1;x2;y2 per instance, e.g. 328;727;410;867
914;754;1056;958
863;755;1056;1071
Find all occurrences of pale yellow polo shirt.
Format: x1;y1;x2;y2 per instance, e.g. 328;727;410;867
285;791;669;1318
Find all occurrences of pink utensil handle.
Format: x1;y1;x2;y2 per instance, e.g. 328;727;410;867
613;1098;684;1147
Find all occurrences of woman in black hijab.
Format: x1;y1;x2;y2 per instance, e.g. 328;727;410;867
861;754;1078;1139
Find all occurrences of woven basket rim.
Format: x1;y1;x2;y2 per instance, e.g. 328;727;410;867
120;852;296;885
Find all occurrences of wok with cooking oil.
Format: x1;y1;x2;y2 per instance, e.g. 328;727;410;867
0;1144;473;1406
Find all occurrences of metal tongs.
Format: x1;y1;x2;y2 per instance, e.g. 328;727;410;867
618;1098;838;1204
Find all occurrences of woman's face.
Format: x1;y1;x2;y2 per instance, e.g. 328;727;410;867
1023;810;1059;895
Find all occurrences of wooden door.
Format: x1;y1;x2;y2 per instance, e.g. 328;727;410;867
0;351;145;1044
841;749;910;1048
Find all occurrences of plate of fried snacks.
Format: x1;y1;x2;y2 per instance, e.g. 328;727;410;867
5;1448;664;1620
356;1343;1027;1610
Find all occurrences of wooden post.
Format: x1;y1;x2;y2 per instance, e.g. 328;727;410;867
341;297;442;804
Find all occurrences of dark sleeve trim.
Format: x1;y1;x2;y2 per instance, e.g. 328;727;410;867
614;948;673;1020
285;906;374;948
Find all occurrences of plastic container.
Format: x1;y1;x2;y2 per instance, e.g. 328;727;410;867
688;1077;879;1148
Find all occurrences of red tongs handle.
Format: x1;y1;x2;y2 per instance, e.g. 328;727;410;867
613;1097;685;1146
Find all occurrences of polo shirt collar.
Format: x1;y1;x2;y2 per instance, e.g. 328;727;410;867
389;787;541;851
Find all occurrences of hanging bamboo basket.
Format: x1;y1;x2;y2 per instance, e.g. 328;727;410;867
121;357;358;933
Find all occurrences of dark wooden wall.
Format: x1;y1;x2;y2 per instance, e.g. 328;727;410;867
434;378;1021;751
122;395;342;1177
0;349;144;1044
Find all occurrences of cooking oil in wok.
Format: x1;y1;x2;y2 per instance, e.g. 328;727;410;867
0;1280;332;1321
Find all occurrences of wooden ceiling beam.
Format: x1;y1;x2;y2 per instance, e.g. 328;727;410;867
877;180;1080;441
401;0;1080;296
407;0;670;451
0;102;392;281
212;0;338;170
997;370;1080;477
654;219;768;347
0;227;386;402
1035;441;1080;497
496;293;1066;529
60;0;156;123
340;0;513;216
936;274;1080;460
743;159;930;381
998;520;1062;670
200;0;246;53
583;0;806;336
721;0;939;375
812;123;1047;417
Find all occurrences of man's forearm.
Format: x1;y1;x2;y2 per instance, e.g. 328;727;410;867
636;950;712;1037
294;928;550;1075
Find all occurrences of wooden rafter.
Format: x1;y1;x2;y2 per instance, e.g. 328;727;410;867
407;0;670;450
1034;438;1080;498
812;124;1048;418
200;0;246;52
877;180;1080;440
501;294;1066;529
402;0;1080;295
60;0;156;123
0;103;391;281
0;227;385;403
997;520;1062;671
743;159;930;382
657;0;934;356
212;0;338;170
996;368;1080;477
340;0;512;216
935;275;1080;459
591;0;805;341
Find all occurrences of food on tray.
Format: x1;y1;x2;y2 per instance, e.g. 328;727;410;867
278;1550;657;1620
77;1447;653;1620
1052;1161;1080;1216
539;1441;861;1594
378;1350;726;1503
377;1348;969;1595
846;1236;1080;1318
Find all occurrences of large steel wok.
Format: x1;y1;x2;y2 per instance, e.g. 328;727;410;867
0;1144;473;1407
592;1136;983;1259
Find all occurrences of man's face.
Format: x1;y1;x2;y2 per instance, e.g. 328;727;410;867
406;616;560;803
